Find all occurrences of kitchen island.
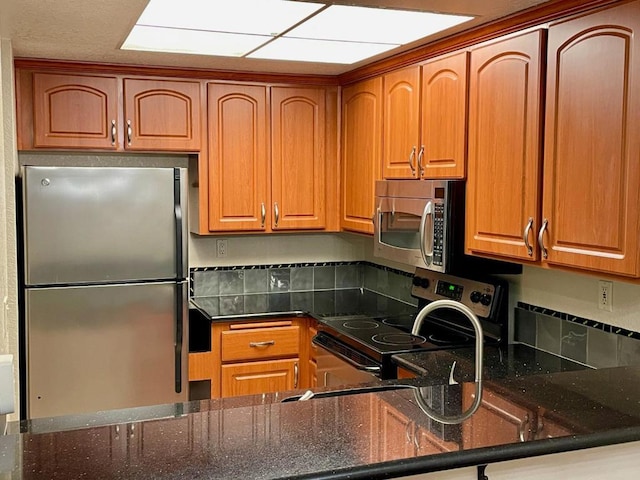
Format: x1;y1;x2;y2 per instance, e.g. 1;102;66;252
3;356;640;479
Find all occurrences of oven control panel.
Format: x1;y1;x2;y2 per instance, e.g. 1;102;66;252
411;268;497;319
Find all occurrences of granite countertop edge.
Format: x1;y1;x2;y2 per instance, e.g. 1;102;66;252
291;428;640;480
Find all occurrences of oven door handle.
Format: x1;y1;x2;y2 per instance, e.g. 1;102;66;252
419;200;433;266
312;335;381;374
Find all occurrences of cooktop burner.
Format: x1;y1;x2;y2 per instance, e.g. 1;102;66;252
342;320;380;330
428;331;470;346
371;332;427;346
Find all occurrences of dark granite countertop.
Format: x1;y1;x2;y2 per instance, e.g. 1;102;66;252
190;288;417;321
3;362;640;479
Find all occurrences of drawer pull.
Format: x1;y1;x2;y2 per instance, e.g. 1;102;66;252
249;340;275;348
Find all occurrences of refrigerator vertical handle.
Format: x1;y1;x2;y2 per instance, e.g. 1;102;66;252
173;168;184;278
175;283;183;394
173;168;184;394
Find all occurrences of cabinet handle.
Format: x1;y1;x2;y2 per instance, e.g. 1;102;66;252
249;340;275;348
126;119;132;146
260;202;266;228
110;120;116;146
407;146;417;176
274;202;280;227
523;217;534;257
538;219;549;259
518;414;530;442
294;362;299;389
417;146;425;177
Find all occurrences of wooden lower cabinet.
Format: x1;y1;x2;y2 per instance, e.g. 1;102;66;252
189;316;310;399
221;358;300;398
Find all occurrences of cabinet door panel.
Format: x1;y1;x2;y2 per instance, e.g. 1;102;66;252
421;51;468;179
124;79;201;151
382;67;420;179
341;78;383;234
271;87;326;230
208;83;269;231
466;31;544;260
221;358;298;398
33;73;118;149
542;1;640;276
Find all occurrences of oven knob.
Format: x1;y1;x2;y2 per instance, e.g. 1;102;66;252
470;291;482;303
419;278;430;289
480;294;492;306
412;276;421;286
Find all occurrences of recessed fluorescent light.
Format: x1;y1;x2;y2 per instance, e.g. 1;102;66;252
122;26;271;57
121;0;476;64
135;0;324;35
285;5;473;44
248;37;397;64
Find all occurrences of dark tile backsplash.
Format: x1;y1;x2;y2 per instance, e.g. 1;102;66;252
515;302;640;368
191;262;417;307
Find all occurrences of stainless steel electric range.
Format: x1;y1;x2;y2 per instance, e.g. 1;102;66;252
313;268;509;384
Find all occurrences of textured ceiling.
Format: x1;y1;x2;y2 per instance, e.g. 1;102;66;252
1;0;550;75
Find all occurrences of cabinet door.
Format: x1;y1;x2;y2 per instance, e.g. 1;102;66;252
123;78;201;151
382;66;420;179
221;358;299;398
207;83;269;231
466;30;544;261
541;1;640;276
33;73;118;149
341;77;383;234
271;86;326;230
421;51;468;179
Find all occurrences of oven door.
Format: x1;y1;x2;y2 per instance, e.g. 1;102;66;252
373;195;446;272
312;333;383;388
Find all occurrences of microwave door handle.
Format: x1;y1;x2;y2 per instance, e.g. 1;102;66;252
419;201;433;266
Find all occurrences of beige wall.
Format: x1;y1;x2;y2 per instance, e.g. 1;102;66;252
1;38;19;422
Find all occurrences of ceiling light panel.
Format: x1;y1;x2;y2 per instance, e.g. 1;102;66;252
122;26;270;57
285;5;473;44
248;37;397;64
135;0;324;35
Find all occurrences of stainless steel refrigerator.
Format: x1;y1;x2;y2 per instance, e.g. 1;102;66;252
21;165;188;419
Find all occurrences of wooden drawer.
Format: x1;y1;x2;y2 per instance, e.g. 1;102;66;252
221;358;299;398
221;325;300;362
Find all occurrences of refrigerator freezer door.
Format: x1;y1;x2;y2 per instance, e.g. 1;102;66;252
25;281;188;419
23;166;188;285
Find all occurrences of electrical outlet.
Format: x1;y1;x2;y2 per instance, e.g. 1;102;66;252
216;239;228;258
598;280;613;312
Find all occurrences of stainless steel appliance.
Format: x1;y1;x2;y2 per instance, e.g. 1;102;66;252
20;164;188;419
373;179;521;275
313;268;508;382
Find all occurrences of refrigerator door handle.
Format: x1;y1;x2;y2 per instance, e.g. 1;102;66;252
175;282;183;394
173;168;184;394
173;168;184;278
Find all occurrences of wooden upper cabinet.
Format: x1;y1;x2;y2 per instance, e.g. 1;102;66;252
29;73;201;152
382;66;421;179
271;86;326;230
465;30;545;261
207;83;269;232
541;0;640;277
341;77;383;234
382;53;467;180
32;73;118;149
123;78;201;151
420;51;468;179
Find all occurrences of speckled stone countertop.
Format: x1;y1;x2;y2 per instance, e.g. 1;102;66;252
3;359;640;479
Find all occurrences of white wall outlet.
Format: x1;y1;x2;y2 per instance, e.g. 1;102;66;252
216;239;228;258
598;280;613;312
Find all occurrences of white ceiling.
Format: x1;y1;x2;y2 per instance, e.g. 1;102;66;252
1;0;550;76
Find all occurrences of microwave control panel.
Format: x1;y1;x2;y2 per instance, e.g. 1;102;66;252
433;202;445;267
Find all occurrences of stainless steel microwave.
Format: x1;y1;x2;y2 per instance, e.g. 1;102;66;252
373;179;521;276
